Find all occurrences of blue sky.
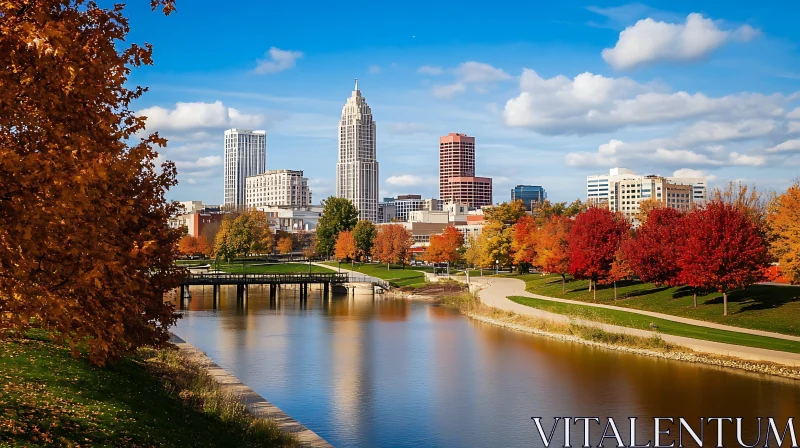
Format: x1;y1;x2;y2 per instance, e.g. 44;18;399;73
127;0;800;204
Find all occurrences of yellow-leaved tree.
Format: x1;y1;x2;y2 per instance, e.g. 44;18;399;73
768;181;800;284
0;0;182;365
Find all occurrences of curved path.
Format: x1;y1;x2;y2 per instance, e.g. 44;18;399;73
448;275;800;367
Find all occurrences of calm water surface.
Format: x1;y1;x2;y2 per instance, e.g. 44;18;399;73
172;285;800;448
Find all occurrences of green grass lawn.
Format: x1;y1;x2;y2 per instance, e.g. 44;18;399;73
512;274;800;337
508;295;800;353
0;334;295;447
322;262;428;287
180;261;333;274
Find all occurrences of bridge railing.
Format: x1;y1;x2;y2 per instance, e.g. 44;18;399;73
344;274;391;290
184;272;349;283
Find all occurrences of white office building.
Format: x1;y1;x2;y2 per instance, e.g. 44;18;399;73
224;129;266;209
337;79;379;222
246;170;311;209
586;167;707;225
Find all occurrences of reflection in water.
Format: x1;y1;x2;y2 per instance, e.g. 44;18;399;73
172;286;800;448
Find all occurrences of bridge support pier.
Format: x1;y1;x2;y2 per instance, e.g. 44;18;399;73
212;284;219;309
269;284;276;299
323;282;329;298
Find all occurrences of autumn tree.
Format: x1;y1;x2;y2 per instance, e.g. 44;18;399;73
373;224;413;270
277;236;294;257
564;199;587;217
604;249;634;300
352;220;377;262
315;197;359;257
463;234;485;269
0;0;181;364
568;208;630;300
511;215;537;273
213;209;273;261
678;202;771;316
623;207;686;287
334;230;357;265
768;181;800;284
637;198;664;224
484;200;527;225
710;181;773;231
536;215;572;294
532;200;567;225
179;235;211;258
424;226;464;265
475;220;514;271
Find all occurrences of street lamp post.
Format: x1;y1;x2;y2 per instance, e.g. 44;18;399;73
495;259;499;275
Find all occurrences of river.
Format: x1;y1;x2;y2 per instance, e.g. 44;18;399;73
172;285;800;448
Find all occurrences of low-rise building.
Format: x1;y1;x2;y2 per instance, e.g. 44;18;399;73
256;205;323;232
246;170;311;209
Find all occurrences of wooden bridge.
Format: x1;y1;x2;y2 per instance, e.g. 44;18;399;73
179;272;350;302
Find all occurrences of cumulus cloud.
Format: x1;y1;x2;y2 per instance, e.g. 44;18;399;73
503;69;789;135
175;156;222;172
602;13;760;70
418;65;443;75
137;101;263;132
386;174;424;186
255;47;303;74
767;139;800;153
672;168;717;181
433;61;512;98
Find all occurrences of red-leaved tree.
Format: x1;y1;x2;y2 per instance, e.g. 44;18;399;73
569;207;630;300
623;207;686;287
677;201;771;316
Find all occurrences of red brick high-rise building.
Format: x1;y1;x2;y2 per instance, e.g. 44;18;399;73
439;133;492;208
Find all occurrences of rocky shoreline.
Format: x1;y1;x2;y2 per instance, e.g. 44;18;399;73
462;308;800;381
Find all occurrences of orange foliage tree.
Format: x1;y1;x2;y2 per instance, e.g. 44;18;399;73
0;0;182;365
373;224;414;270
768;181;800;284
178;235;211;258
334;230;357;264
424;226;464;265
277;236;294;256
535;215;572;294
511;215;537;273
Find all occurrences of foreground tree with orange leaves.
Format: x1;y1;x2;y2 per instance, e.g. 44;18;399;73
0;1;183;365
373;224;413;270
535;216;572;294
424;226;464;265
334;230;357;265
178;235;211;258
767;181;800;284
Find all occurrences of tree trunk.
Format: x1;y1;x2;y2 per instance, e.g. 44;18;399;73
387;262;390;271
723;291;728;316
561;274;566;295
693;291;697;309
593;280;597;302
614;281;617;300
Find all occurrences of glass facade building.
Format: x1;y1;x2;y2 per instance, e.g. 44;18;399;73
511;185;547;210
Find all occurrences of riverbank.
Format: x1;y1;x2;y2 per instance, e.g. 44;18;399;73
446;293;800;380
0;332;300;447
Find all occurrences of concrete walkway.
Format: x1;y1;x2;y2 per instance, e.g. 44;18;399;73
450;275;800;367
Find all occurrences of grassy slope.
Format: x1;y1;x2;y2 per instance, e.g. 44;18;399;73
322;262;428;287
508;295;800;353
179;261;333;274
513;274;800;336
0;335;294;447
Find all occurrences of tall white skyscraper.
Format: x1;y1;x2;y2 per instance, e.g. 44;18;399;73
224;129;266;209
337;79;379;222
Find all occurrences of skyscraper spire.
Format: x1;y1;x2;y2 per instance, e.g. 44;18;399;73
354;78;359;91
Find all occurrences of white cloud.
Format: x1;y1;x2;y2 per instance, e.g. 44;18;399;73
255;47;303;74
454;61;511;83
175;156;222;172
369;65;381;74
565;139;623;167
386;174;424;186
418;65;443;75
729;152;766;166
503;69;790;135
432;62;512;98
137;101;263;132
602;13;760;70
677;119;777;143
767;139;800;153
672;168;717;181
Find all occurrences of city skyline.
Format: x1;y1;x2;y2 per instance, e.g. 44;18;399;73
130;1;800;205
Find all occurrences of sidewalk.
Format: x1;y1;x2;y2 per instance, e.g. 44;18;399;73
451;275;800;367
